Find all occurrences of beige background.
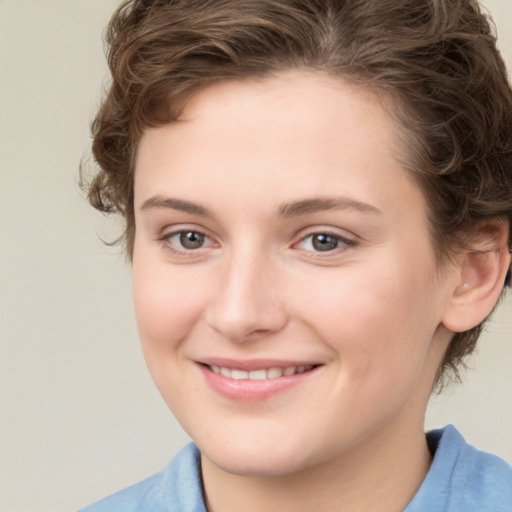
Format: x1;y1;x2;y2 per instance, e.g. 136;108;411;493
0;1;511;511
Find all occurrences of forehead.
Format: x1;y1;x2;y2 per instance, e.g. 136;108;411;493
176;72;396;156
134;71;423;222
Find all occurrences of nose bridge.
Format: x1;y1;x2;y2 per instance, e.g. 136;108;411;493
206;242;286;341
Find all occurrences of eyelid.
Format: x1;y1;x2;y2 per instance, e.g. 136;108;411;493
293;227;357;253
158;225;219;254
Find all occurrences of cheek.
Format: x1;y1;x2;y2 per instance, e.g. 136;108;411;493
131;257;207;357
131;258;212;415
301;270;440;432
298;259;439;379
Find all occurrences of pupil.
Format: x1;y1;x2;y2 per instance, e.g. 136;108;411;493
312;234;338;251
180;231;204;249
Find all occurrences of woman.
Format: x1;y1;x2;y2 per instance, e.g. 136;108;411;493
78;0;512;510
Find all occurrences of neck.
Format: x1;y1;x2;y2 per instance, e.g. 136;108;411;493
201;418;432;512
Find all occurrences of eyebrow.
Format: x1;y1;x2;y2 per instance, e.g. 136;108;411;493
139;195;382;218
278;196;382;217
140;196;211;216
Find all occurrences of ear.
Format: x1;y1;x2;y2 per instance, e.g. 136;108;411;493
441;220;511;333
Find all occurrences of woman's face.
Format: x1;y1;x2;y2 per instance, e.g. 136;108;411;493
132;72;457;476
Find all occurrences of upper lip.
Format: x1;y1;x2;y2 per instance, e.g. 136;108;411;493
197;357;323;371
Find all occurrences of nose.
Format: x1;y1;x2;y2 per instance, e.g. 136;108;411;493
205;249;288;342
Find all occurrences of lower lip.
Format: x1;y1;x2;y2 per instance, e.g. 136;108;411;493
199;364;319;402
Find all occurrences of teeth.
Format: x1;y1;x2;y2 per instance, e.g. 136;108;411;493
231;369;249;380
208;364;315;380
267;367;283;379
248;369;267;380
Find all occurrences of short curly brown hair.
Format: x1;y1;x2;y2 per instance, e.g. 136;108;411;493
83;0;512;388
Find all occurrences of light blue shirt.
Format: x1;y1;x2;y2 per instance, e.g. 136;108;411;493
78;425;512;512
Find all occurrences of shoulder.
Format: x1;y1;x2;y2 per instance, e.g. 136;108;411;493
445;426;512;508
76;443;206;512
406;425;512;512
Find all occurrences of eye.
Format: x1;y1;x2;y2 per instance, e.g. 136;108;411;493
160;229;214;252
296;232;351;252
176;230;206;250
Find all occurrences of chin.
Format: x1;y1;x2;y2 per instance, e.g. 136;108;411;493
197;430;320;478
206;450;308;478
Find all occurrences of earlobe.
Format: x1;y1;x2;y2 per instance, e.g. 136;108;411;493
442;221;511;333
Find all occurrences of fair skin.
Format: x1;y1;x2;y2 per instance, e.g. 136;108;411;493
131;72;509;512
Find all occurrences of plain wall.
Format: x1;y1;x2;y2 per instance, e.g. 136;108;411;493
0;1;511;511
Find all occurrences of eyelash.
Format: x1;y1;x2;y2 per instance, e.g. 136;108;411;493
158;229;216;255
294;231;356;254
157;228;356;256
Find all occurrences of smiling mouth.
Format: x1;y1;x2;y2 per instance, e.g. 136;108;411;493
205;364;318;380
